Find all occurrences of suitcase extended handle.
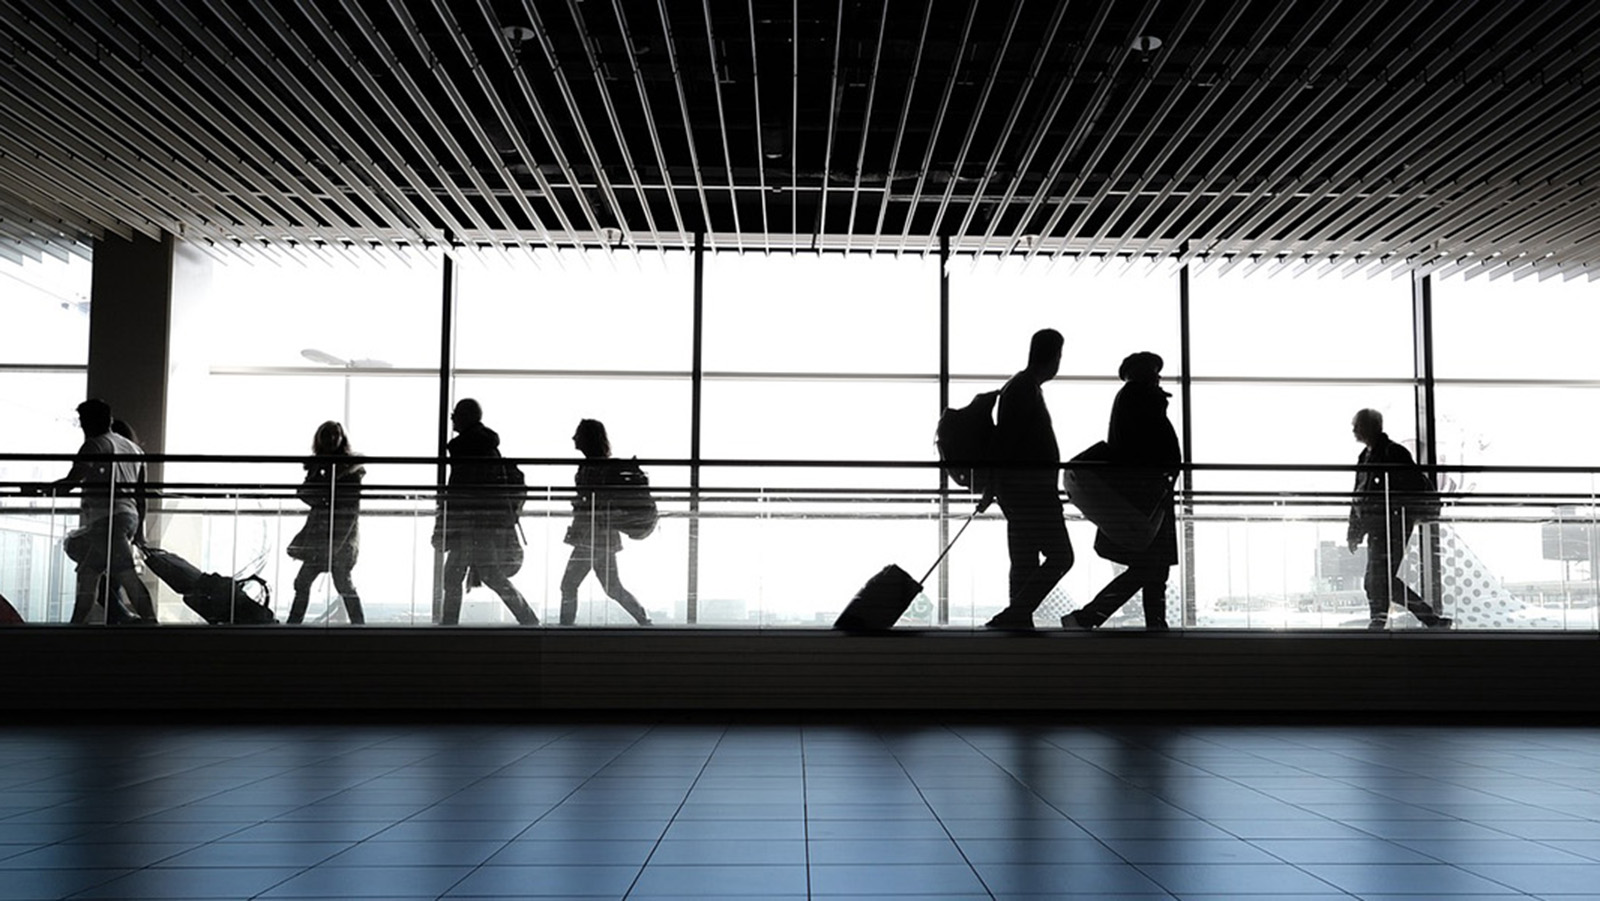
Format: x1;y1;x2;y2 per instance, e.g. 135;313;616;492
916;508;981;587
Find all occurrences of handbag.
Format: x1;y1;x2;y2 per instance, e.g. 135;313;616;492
1063;442;1169;551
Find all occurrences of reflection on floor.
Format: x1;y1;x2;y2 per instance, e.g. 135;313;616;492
3;717;1600;899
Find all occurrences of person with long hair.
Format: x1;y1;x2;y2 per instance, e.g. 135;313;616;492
559;419;651;626
286;421;365;624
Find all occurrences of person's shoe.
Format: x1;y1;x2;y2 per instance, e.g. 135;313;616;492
1426;617;1453;630
985;613;1036;631
1366;618;1388;631
1145;621;1170;632
1059;612;1088;630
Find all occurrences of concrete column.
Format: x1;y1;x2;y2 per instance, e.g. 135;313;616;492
86;231;211;460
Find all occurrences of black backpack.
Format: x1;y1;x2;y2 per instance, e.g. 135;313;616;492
936;390;1000;493
490;455;528;526
605;459;659;540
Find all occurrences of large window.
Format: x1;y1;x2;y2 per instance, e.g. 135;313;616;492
455;249;693;625
0;254;91;624
161;251;443;624
1187;269;1418;627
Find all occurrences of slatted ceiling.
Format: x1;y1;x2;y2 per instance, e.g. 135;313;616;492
3;2;1600;280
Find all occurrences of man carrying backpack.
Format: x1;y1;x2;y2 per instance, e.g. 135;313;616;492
1347;408;1450;631
433;398;539;625
984;329;1074;630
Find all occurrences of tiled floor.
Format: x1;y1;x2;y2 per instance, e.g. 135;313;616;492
2;718;1600;899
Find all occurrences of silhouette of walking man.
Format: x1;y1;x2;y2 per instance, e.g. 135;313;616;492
45;399;155;624
1062;352;1179;630
1347;408;1451;631
985;329;1074;630
433;399;539;626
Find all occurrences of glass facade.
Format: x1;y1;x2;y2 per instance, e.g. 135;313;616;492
5;245;1600;630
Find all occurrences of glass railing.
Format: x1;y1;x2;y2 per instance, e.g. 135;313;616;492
3;453;1598;630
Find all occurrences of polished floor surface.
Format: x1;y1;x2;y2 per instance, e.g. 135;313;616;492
2;717;1600;899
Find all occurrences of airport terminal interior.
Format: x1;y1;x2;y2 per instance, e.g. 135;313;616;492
4;0;1600;897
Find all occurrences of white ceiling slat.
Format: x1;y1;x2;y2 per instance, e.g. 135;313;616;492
1219;0;1573;274
0;0;1598;275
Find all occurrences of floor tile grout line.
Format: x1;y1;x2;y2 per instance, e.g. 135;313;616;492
423;720;671;901
45;725;442;901
876;723;999;901
801;719;812;901
240;722;592;901
1031;722;1550;897
618;721;731;901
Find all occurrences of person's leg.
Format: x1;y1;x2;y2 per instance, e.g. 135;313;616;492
439;550;468;625
594;548;649;624
107;515;153;621
331;560;363;624
1387;521;1447;627
1015;503;1072;615
70;568;100;624
1140;567;1170;630
289;563;321;624
481;568;538;625
1070;568;1142;628
990;490;1072;627
1363;529;1393;629
558;547;591;625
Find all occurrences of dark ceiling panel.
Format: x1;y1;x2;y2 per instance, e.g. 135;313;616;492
1;0;1598;279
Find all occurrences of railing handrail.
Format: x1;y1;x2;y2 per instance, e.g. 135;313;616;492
6;451;1600;476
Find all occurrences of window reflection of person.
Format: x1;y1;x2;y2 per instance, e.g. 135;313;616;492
1062;352;1179;630
45;399;155;623
985;329;1074;630
1348;408;1451;631
433;399;539;626
287;421;365;625
559;419;651;626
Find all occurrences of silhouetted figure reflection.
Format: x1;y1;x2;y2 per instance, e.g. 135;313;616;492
433;399;538;625
43;399;154;623
1348;408;1451;631
985;329;1074;630
1062;352;1179;630
559;419;651;626
285;421;365;625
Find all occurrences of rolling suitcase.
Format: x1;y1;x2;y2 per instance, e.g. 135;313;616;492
834;510;981;631
143;546;276;625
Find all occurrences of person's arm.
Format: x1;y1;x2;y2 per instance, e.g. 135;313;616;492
134;463;149;547
1348;453;1366;552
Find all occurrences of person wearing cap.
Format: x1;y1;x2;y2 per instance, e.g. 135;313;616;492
1062;352;1180;631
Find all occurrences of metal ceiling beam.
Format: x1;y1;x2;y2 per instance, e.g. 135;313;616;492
811;0;846;248
342;0;521;264
519;0;636;257
1113;1;1342;270
868;0;932;255
972;0;1113;261
1052;0;1191;266
947;0;1070;253
744;0;770;254
423;0;565;253
655;0;716;250
920;0;1027;254
700;0;744;252
894;0;980;255
613;0;692;252
1214;0;1558;275
841;0;889;254
194;0;454;250
561;0;663;252
1022;0;1159;267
